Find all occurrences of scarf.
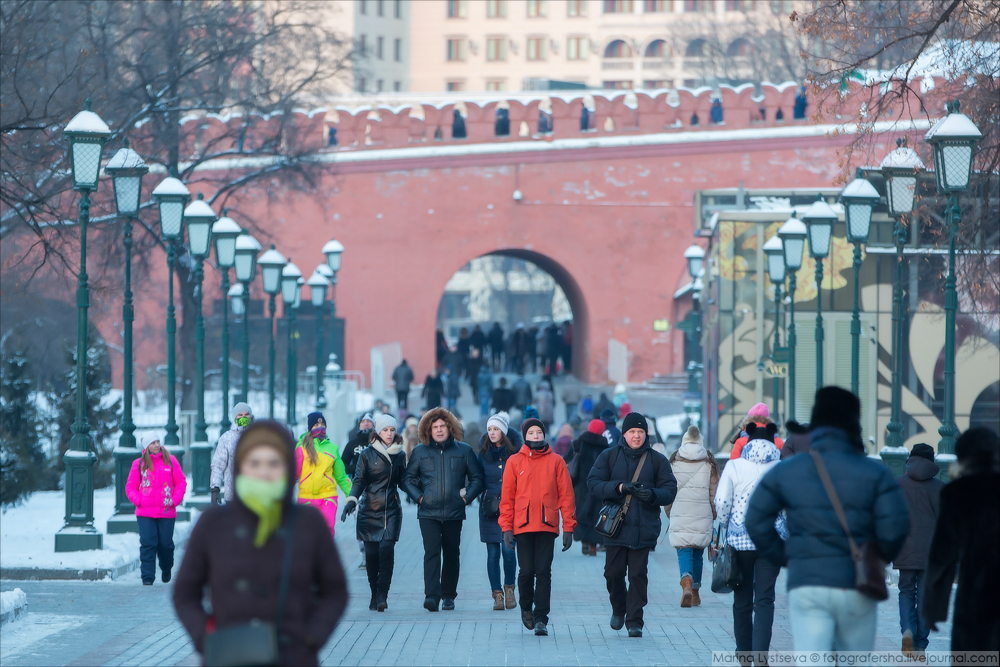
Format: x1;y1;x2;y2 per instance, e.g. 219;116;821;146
236;474;287;548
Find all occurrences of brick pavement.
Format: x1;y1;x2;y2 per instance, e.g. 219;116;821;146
2;498;951;666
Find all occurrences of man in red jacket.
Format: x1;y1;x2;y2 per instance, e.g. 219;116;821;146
499;417;576;637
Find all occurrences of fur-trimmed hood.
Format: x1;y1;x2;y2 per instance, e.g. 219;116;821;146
418;407;464;445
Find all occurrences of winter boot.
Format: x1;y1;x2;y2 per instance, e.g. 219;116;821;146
691;588;701;606
492;590;505;611
521;609;534;630
680;576;694;608
504;584;516;610
589;544;598;556
581;542;589;555
902;630;915;659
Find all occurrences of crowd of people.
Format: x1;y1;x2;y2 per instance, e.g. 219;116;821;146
138;376;996;665
435;321;574;386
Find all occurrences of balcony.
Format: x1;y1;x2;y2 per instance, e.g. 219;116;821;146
602;58;634;70
642;59;671;70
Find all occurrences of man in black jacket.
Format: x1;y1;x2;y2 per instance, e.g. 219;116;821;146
492;377;515;413
587;413;677;637
391;360;414;411
402;407;485;612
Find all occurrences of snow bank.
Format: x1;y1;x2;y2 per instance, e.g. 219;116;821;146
1;588;27;626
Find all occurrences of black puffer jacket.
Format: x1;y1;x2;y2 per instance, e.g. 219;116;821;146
477;434;515;543
892;455;944;570
587;438;677;549
565;431;609;544
348;441;406;542
402;438;485;522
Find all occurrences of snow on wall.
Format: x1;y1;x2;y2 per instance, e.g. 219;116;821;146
1;588;27;626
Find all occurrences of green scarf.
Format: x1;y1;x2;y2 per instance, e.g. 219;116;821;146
235;474;287;548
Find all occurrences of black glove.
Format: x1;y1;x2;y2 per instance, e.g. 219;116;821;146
562;532;573;552
503;530;515;550
340;499;357;522
620;482;639;496
210;487;221;506
633;487;655;504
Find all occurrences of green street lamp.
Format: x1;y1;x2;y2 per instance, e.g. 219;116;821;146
802;195;837;390
182;193;215;505
925;101;982;455
321;239;344;367
151;174;191;454
212;210;241;431
307;270;330;409
258;245;287;419
763;235;785;420
282;261;303;426
234;229;261;402
681;245;705;429
293;276;305;422
56;101;111;553
840;177;880;396
879;138;924;450
105;138;148;534
778;214;806;421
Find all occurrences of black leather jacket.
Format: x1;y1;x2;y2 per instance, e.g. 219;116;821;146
348;443;406;542
402;437;485;522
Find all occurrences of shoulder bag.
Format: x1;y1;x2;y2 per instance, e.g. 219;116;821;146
595;449;647;539
203;506;299;667
710;523;741;594
810;451;889;601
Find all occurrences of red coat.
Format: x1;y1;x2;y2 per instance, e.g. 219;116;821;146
499;444;576;536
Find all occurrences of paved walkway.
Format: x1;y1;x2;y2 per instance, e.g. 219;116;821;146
1;500;952;666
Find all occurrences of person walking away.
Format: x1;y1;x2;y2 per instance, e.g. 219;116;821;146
467;348;484;397
600;408;621;448
561;321;573;373
512;374;532;412
470;324;486;360
443;367;461;413
392;359;414;412
746;387;909;657
535;381;555;434
923;427;1000;653
499;417;576;636
341;414;406;612
890;443;943;658
488;322;504;371
593;392;616;420
716;423;785;666
729;403;784;459
402;408;485;612
546;324;561;375
588;413;677;637
565;419;610;556
210;402;253;504
477;363;493;419
492;377;515;413
402;415;420;463
295;412;353;536
552;423;574;457
436;329;449;365
780;420;811;459
561;376;582;423
174;420;348;667
127;433;186;585
422;369;444;410
478;412;520;611
667;426;718;607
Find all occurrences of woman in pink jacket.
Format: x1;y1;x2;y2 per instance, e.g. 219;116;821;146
126;433;187;586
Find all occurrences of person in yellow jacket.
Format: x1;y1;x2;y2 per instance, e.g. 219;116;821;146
295;412;353;535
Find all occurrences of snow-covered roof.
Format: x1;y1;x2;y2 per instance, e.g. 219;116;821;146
212;215;240;234
322;239;344;255
306;272;330;287
924;111;983;141
183;198;216;219
105;147;146;171
151;177;190;197
282;262;302;278
840;177;880;201
258;246;286;266
801;198;838;222
228;283;244;296
683;245;704;259
778;217;806;236
65;110;111;136
880;146;925;170
235;233;261;251
762;235;783;252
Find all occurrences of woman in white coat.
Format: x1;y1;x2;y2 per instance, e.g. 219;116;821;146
667;426;719;607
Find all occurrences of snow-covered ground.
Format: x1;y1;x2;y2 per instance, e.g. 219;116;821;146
0;589;27;626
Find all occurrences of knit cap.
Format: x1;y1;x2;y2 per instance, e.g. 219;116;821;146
307;412;325;430
360;413;374;427
374;413;397;434
747;403;769;420
909;443;935;462
139;433;160;450
588;419;605;435
681;425;701;446
621;412;648;434
487;411;509;434
231;401;253;421
521;418;545;440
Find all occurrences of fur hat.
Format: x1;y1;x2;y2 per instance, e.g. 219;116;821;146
521;417;546;440
418;407;463;445
139;433;160;450
809;386;861;433
588;419;606;435
621;412;648;434
681;425;702;446
374;413;397;434
909;443;936;462
231;401;253;421
487;411;509;434
307;412;325;431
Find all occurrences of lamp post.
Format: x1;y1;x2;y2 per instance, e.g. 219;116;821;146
778;215;806;421
105;139;148;534
683;245;705;428
879;138;925;450
234;229;261;402
212;211;240;431
307;270;330;409
258;245;287;419
925;102;982;455
763;235;785;419
802;195;837;390
322;239;344;370
282;261;303;426
55;101;110;552
840;177;880;396
181;193;215;507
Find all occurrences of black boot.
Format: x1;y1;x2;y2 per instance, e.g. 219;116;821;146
369;584;378;611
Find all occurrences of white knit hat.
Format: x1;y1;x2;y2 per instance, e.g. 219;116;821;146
486;411;509;434
139;433;160;450
374;413;397;434
681;425;702;446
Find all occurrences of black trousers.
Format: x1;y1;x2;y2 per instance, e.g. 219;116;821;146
732;549;780;661
604;545;650;629
396;389;408;410
419;518;463;601
364;539;396;598
516;531;556;624
137;516;175;583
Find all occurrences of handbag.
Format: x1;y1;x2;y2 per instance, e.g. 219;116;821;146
481;495;501;520
809;452;889;601
203;506;299;667
595;450;647;539
710;523;742;594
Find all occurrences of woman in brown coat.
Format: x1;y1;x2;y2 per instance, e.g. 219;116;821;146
173;420;349;667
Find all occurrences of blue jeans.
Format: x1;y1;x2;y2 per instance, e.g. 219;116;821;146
137;516;175;583
789;586;877;658
486;541;517;590
677;547;705;589
898;569;930;649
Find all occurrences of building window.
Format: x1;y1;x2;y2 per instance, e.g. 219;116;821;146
643;78;673;88
486;80;507;91
725;0;755;9
393;81;402;91
603;80;632;89
603;39;632;57
357;77;367;92
527;37;547;60
568;0;588;16
769;0;792;13
358;34;367;56
447;38;467;61
486;37;507;61
684;0;710;11
685;38;709;56
395;0;402;17
567;36;589;60
603;0;633;12
394;38;402;61
527;0;547;17
683;77;696;87
377;36;384;59
644;39;669;57
644;0;672;10
377;79;384;92
487;0;507;17
446;80;466;91
727;38;750;56
359;0;366;15
377;0;384;16
447;0;467;18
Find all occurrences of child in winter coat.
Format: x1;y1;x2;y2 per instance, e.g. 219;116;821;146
728;404;784;459
667;425;719;607
295;411;353;535
126;433;187;586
